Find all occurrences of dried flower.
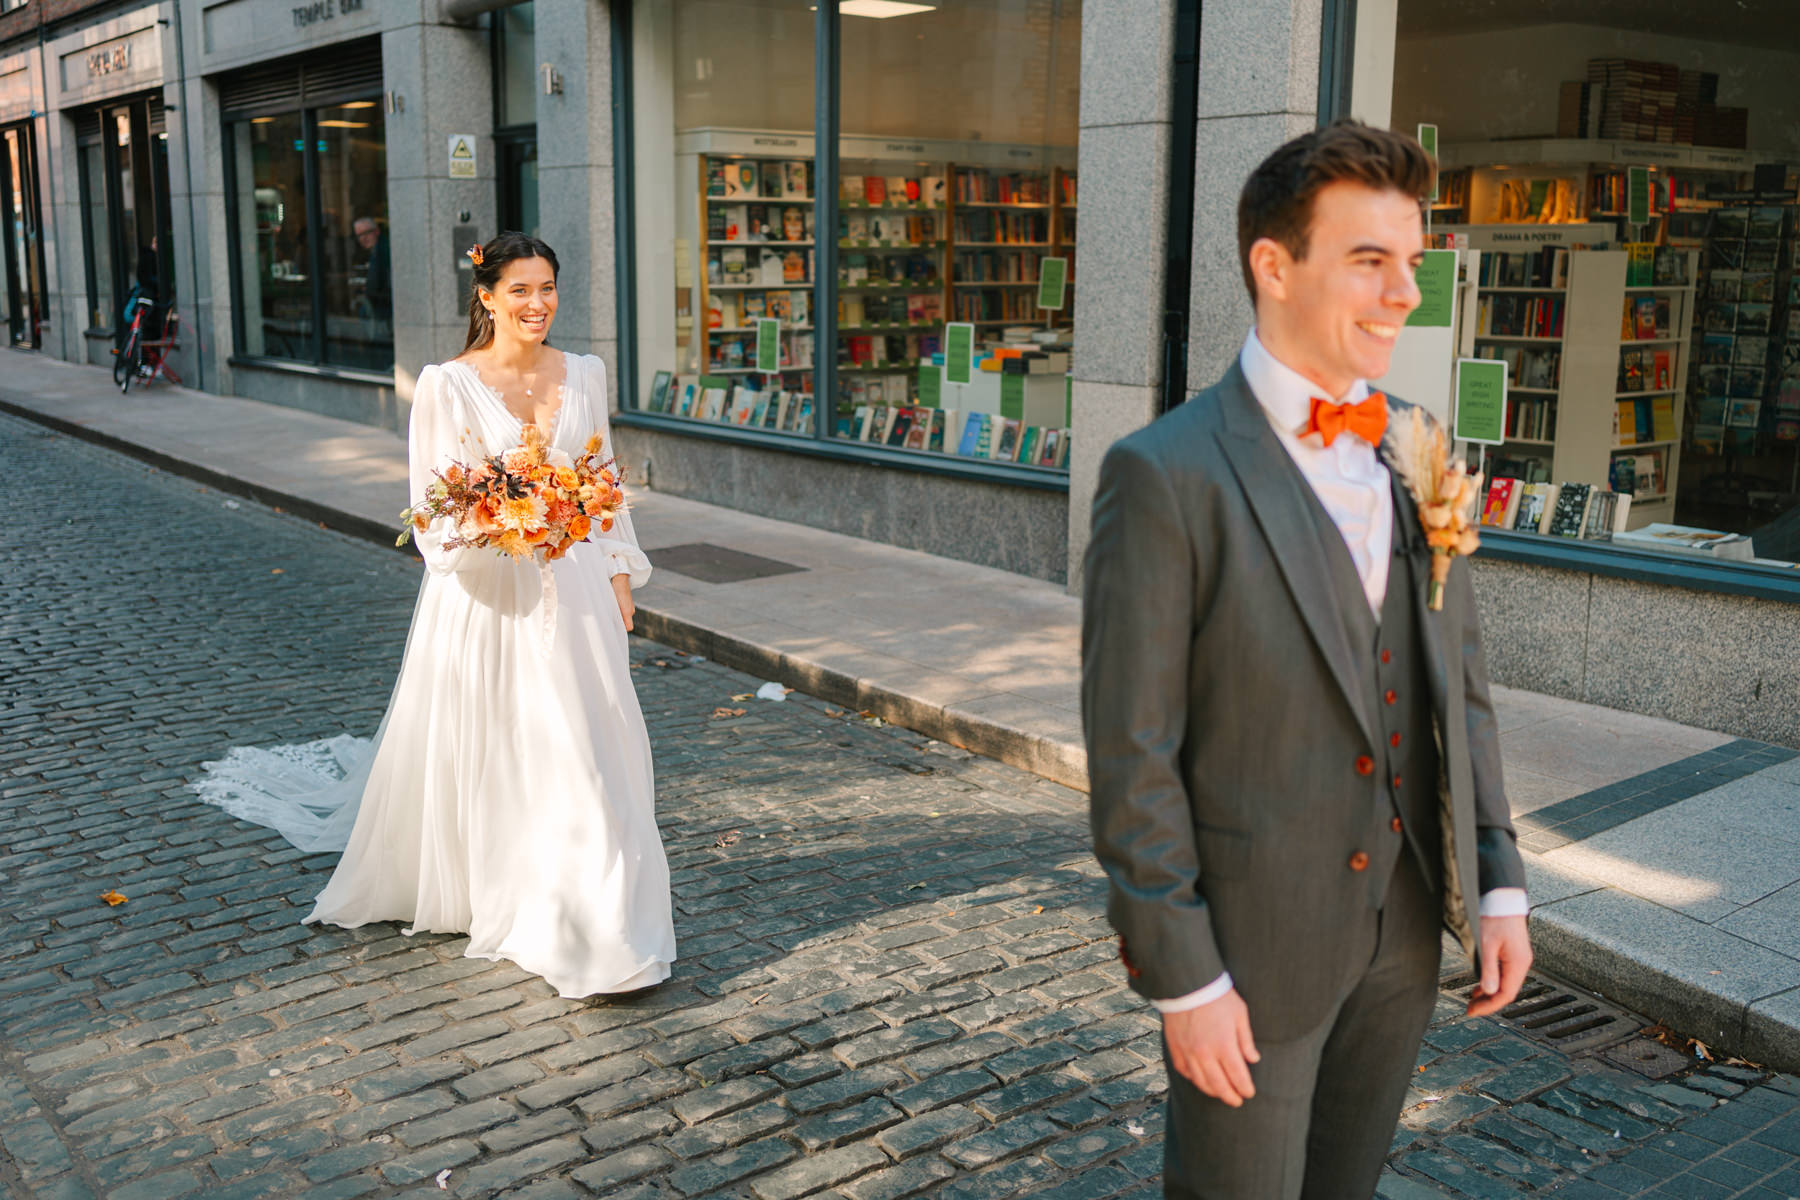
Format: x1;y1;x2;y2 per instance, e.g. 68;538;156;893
1384;403;1481;611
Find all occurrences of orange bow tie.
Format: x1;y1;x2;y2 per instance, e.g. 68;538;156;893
1304;391;1388;448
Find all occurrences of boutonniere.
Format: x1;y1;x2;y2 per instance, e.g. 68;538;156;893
1385;405;1481;611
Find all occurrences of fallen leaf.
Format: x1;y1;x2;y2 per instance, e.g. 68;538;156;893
99;891;127;906
824;707;843;717
1693;1040;1713;1060
270;568;285;575
731;693;753;701
711;707;746;719
714;831;741;848
1033;906;1044;915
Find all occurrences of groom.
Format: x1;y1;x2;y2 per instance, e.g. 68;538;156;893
1082;121;1532;1198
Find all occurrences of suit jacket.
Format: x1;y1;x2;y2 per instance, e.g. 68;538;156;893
1081;362;1526;1041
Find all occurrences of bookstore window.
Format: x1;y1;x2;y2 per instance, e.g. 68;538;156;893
225;86;391;371
1383;3;1800;569
626;0;1080;476
628;0;817;433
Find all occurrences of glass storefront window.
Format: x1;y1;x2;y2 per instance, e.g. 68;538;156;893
629;0;817;432
230;113;311;361
315;101;391;369
227;102;391;371
625;0;1078;474
1380;3;1800;566
832;2;1078;466
496;2;536;130
80;142;114;330
2;125;45;348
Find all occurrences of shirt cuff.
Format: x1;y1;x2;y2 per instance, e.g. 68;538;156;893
1150;971;1235;1014
1479;887;1530;919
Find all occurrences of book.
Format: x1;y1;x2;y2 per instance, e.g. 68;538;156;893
783;161;809;198
1037;428;1061;467
760;162;783;200
992;418;1020;462
705;159;728;197
1546;482;1591;538
1480;478;1516;526
1018;426;1040;464
1633;296;1657;340
647;370;673;412
1581;490;1617;541
1615;400;1638;446
957;412;987;456
725;161;758;198
1513;482;1554;533
904;416;929;451
864;176;887;205
1652;349;1671;390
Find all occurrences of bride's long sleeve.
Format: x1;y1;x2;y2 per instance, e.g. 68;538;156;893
408;365;481;576
586;358;653;589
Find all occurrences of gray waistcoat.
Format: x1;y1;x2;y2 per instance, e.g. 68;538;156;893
1295;479;1444;908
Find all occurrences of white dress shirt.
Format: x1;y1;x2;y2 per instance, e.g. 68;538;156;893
1151;333;1527;1015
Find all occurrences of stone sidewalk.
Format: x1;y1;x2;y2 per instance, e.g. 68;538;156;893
2;350;1797;1073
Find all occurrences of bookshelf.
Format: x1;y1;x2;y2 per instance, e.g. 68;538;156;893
1450;227;1698;529
647;130;1075;467
695;152;819;383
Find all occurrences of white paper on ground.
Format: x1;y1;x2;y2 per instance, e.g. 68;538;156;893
755;681;789;702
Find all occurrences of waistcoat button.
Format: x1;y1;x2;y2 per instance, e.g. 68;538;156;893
1380;649;1392;664
1348;851;1370;871
1390;732;1402;748
1355;756;1374;776
1385;689;1398;705
1390;817;1404;833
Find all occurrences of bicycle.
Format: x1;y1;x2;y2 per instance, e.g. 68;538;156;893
113;296;182;393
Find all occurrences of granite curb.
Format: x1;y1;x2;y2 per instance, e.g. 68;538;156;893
1527;871;1800;1075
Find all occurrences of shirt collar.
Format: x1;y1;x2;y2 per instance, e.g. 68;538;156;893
1239;330;1370;440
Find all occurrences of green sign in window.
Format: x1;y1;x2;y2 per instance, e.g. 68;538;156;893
917;362;942;408
945;322;975;385
1037;257;1068;311
1417;124;1439;202
1454;357;1508;446
756;318;780;374
1628;166;1651;227
1406;249;1457;328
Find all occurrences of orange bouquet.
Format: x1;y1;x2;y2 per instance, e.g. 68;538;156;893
398;424;626;563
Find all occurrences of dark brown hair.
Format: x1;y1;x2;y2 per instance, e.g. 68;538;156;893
463;232;562;352
1236;120;1434;303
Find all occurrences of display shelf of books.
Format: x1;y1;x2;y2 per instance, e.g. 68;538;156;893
1435;137;1755;239
1449;228;1697;534
693;151;818;416
1686;202;1800;489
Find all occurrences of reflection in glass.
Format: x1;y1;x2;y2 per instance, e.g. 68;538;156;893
831;1;1079;466
497;2;537;129
629;0;817;430
230;113;310;360
316;102;393;369
81;143;114;330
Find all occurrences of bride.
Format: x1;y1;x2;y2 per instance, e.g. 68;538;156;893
194;232;676;997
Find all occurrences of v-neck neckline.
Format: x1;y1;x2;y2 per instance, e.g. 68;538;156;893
452;351;570;436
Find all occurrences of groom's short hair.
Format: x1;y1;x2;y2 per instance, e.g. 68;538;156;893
1237;120;1434;302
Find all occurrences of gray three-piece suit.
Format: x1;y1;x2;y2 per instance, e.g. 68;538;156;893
1081;363;1527;1198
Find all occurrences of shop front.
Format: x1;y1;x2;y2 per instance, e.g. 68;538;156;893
73;92;173;362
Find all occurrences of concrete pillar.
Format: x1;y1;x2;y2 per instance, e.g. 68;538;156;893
383;21;498;397
164;0;227;394
1186;0;1323;394
533;0;616;373
1064;0;1178;593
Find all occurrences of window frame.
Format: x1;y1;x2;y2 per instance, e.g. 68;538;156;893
609;0;1075;493
222;92;390;373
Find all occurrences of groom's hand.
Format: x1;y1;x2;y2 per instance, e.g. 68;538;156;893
1466;914;1532;1017
1163;989;1260;1108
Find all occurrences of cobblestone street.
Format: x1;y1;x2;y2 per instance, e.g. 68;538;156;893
2;409;1799;1200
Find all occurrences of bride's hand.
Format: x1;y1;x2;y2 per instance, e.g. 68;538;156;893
611;574;636;632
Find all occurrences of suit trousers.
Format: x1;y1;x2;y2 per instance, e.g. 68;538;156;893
1163;855;1443;1200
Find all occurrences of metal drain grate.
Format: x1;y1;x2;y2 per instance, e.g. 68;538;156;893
1598;1037;1695;1080
646;543;807;585
1450;974;1645;1056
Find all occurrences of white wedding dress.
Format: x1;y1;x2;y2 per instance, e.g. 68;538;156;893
192;352;676;997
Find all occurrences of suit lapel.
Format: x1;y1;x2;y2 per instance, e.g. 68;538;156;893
1214;364;1378;749
1381;438;1452;728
